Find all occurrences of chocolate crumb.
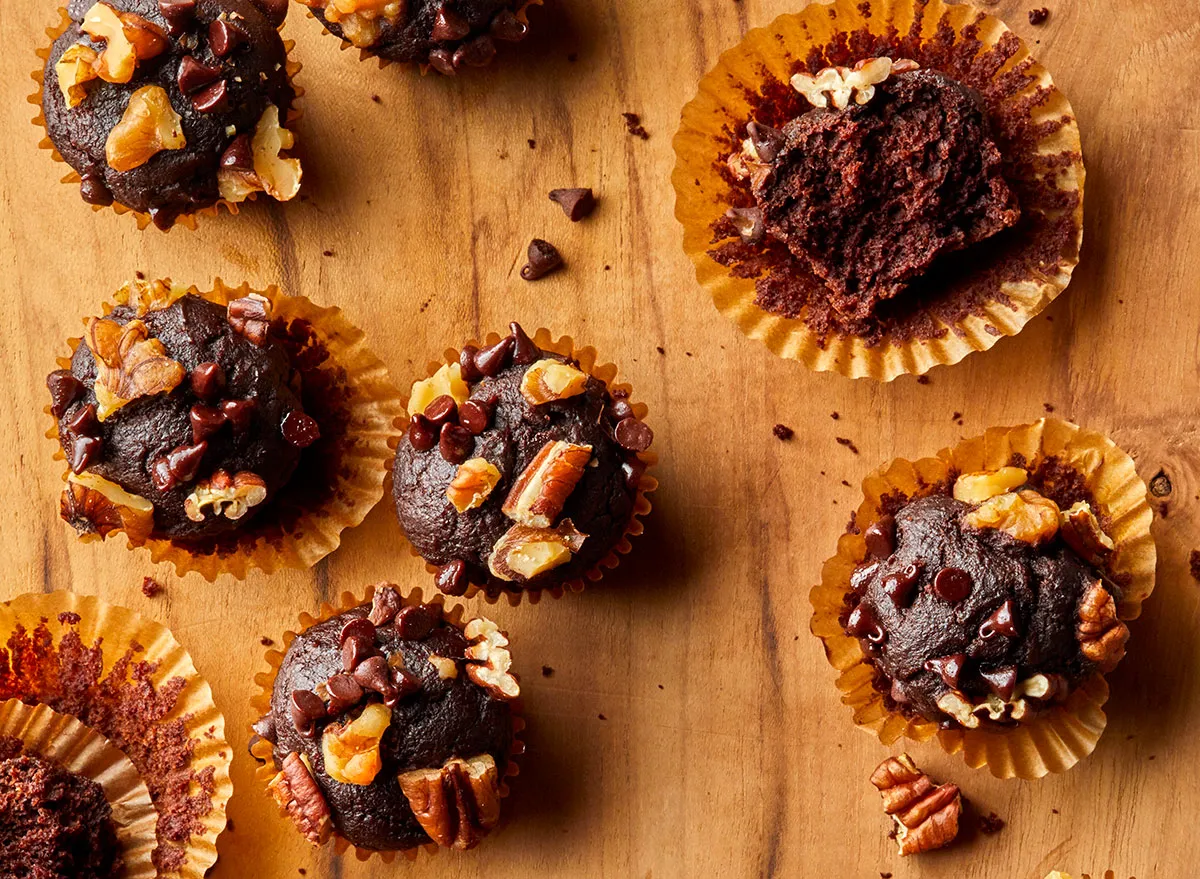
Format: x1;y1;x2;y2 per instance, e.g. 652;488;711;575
1043;402;1055;413
566;52;577;63
527;138;536;149
840;479;850;487
1189;550;1200;584
835;437;859;454
140;577;163;598
622;112;650;140
598;713;607;720
541;665;554;677
657;684;664;690
135;270;146;280
260;636;274;646
322;249;334;257
830;411;839;420
979;812;1006;834
881;874;893;879
1028;7;1049;25
370;94;381;103
656;346;665;355
773;424;794;441
1052;808;1059;814
916;375;931;385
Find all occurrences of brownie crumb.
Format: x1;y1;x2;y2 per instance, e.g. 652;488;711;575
840;479;850;487
527;139;536;149
951;411;964;424
835;436;860;454
830;411;839;420
371;94;382;104
1028;7;1049;25
979;812;1006;834
622;112;650;140
598;713;607;720
1051;808;1059;814
881;874;893;879
773;424;794;441
916;375;931;385
1043;402;1056;413
657;684;664;690
140;577;163;598
656;346;665;355
260;636;275;647
541;665;554;678
135;270;146;280
322;249;334;257
1189;550;1200;583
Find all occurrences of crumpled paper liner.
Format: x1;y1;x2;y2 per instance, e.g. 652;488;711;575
31;7;304;232
810;419;1156;778
0;699;157;879
46;278;402;580
395;327;658;606
671;0;1085;380
0;591;232;877
250;583;526;862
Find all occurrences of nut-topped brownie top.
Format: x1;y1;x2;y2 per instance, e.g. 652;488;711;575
844;464;1129;730
392;322;652;597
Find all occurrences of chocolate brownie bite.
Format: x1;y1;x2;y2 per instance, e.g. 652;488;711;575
40;0;301;229
844;465;1129;730
298;0;540;73
392;322;654;599
257;587;518;852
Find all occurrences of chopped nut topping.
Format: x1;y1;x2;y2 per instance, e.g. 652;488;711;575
81;2;167;83
55;44;100;107
105;85;185;172
85;317;185;420
790;56;900;110
870;754;961;856
60;472;154;542
446;457;501;513
502;440;592;528
321;702;391;786
226;293;272;344
427;654;458;680
935;673;1066;728
519;358;588;405
1077;582;1129;672
963;489;1060;545
1059;501;1115;565
487;519;587;582
953;466;1028;504
463;617;520;700
268;752;332;844
408;363;469;417
398;754;502;850
183;470;267;521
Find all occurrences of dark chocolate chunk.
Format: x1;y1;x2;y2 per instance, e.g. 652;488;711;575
520;239;563;281
924;654;966;689
614;417;653;452
281;410;320;448
863;514;896;558
548;188;596;222
351;655;394;698
190;361;225;399
932;567;973;603
436;559;469;596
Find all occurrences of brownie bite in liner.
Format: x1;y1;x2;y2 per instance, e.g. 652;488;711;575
392;322;654;599
39;0;300;229
298;0;540;73
843;465;1129;731
256;586;518;852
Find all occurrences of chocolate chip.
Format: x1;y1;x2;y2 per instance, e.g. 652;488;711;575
388;668;421;705
459;399;491;435
351;655;393;697
66;403;99;437
932;567;973;603
439;423;474;464
341;635;374;674
883;562;921;608
521;239;563;281
189;404;227;444
436;559;468;596
745;121;784;163
47;371;83;418
548;188;596;222
220;398;256;432
157;0;196;35
208;18;245;56
251;714;275;743
68;435;103;475
490;8;528;40
150;441;207;492
615;417;653;452
281;410;320;448
250;0;288;26
191;79;230;113
924;653;966;689
177;55;221;94
846;604;885;644
394;605;436;640
408;414;436;451
423;395;459;428
863;515;896;559
79;174;114;206
979;599;1019;640
452;35;496;68
608;398;635;421
325;674;364;715
724;206;764;244
431;6;470;40
339;617;376;647
428;48;456;76
510;322;539;365
458;345;482;382
289;690;325;737
622;458;647;493
219;135;253;171
474;337;514;376
367;586;403;626
980;665;1018;701
190;361;225;399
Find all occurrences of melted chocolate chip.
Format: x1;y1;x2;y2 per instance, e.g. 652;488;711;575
452;35;496;68
394;605;436;640
150;442;207;492
475;337;514;376
68;435;103;475
341;635;374;674
549;188;596;222
220;399;256;432
458;345;482;382
338;617;376;647
428;48;456;76
189;404;227;444
510;322;539;365
47;371;83;418
191;79;230;114
289;690;324;737
932;567;973;603
846;604;885;644
431;7;470;41
177;55;222;94
157;0;196;35
281;410;320;448
883;562;922;608
79;174;114;206
980;665;1017;701
208;18;245;56
423;395;459;428
439;424;474;464
459;399;491;435
65;403;99;437
924;653;966;689
489;8;528;41
325;674;364;715
219;136;253;171
979;599;1019;640
863;514;896;558
436;559;469;596
608;398;635;421
521;239;563;281
351;655;394;698
614;417;653;452
190;361;225;400
408;414;436;451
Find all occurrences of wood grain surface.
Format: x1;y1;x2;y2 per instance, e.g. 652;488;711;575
0;0;1196;876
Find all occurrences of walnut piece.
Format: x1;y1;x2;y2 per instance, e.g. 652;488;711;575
105;85;185;172
55;44;100;107
427;655;459;680
936;673;1066;728
1059;501;1115;565
183;470;267;521
217;106;302;203
398;754;502;850
1077;582;1129;672
869;754;961;856
963;489;1060;545
295;0;402;48
321;702;391;786
519;359;588;406
81;2;167;84
85;317;185;420
447;457;501;513
267;752;332;844
408;363;469;417
502;440;592;528
953;466;1028;504
487;519;587;582
60;472;154;542
790;56;897;110
463;617;520;700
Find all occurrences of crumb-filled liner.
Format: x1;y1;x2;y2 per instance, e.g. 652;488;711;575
671;0;1085;380
0;699;157;878
0;591;232;877
46;278;403;580
31;8;304;232
810;419;1155;778
395;327;658;606
250;583;526;863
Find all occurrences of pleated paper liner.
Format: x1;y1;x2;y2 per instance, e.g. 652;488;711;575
0;591;232;877
395;327;658;606
0;699;157;879
671;0;1085;380
46;278;403;580
31;7;304;232
250;583;526;863
810;419;1156;779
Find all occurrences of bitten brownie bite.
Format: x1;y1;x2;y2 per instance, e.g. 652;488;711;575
257;587;518;852
843;465;1130;730
392;322;653;598
298;0;539;73
49;290;320;543
40;0;300;229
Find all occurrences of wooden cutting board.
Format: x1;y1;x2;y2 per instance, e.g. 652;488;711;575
0;0;1195;876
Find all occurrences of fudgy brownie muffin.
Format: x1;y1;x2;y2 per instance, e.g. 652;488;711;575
41;0;300;229
392;322;653;598
257;587;518;851
844;464;1130;730
297;0;538;73
49;291;321;543
0;739;124;879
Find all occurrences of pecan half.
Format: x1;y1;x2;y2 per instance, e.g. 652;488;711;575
869;754;961;856
463;617;519;700
267;752;332;844
519;358;588;405
963;489;1060;545
447;457;501;513
183;470;267;522
487;519;587;582
1059;502;1115;566
85;318;185;421
502;440;592;528
60;472;154;542
1077;582;1129;672
398;754;502;850
226;293;272;344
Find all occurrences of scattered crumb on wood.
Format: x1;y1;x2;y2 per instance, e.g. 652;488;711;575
622;112;650;140
141;577;162;598
979;812;1006;835
836;436;860;454
541;665;554;677
773;424;794;441
1028;7;1049;25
